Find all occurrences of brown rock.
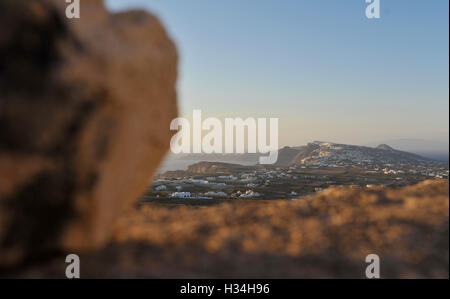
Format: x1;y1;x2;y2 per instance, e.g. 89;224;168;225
9;180;449;278
0;0;178;267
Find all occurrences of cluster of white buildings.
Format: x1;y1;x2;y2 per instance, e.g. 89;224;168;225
154;185;167;191
152;165;307;200
381;166;448;179
218;175;238;181
169;192;212;199
170;192;191;198
237;190;261;198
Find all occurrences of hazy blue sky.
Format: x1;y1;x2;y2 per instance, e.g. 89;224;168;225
106;0;449;149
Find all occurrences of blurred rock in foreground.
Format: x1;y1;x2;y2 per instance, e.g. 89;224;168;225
11;180;449;278
0;0;178;267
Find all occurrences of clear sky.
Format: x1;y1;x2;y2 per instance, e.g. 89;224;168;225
106;0;449;149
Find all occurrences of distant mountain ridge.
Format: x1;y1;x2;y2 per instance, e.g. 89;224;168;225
279;141;441;167
365;138;449;162
167;141;446;167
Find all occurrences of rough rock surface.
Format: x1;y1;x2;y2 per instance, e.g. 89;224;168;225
11;180;449;278
0;0;178;267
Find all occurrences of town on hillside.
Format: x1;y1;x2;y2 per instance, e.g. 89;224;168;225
142;142;449;205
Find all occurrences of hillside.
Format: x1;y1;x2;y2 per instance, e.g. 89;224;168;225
13;180;449;278
186;161;262;174
284;141;442;167
273;146;305;166
166;141;444;168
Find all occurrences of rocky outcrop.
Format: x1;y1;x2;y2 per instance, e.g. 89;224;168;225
376;144;394;151
0;0;178;267
10;180;449;278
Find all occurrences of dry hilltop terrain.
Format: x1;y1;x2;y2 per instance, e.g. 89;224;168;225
13;179;449;278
